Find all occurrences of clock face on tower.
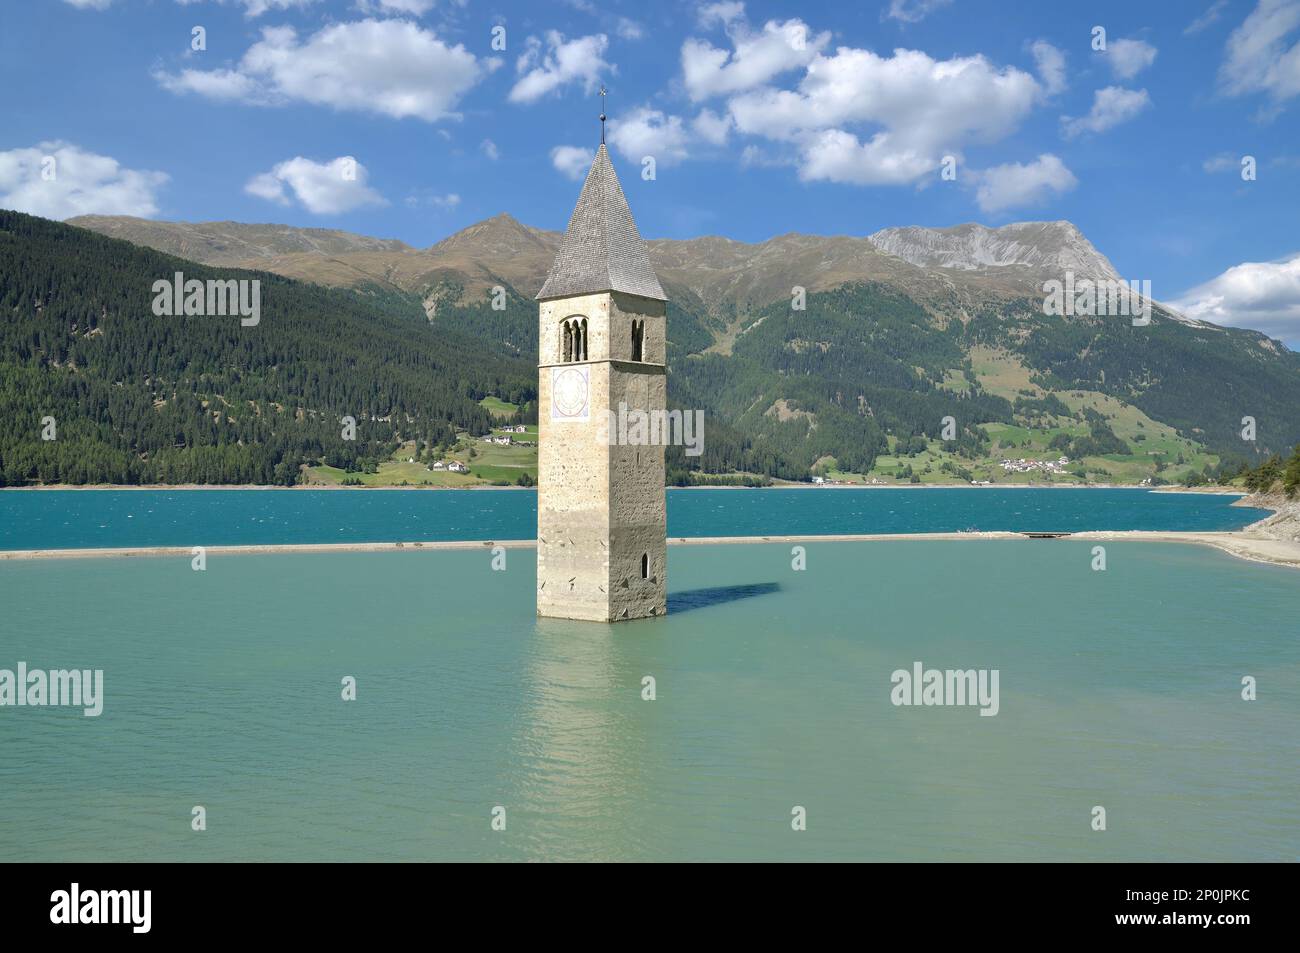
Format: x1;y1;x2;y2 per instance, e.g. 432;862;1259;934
551;365;590;422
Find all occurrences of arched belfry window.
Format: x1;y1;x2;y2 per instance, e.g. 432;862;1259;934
631;319;644;362
560;318;587;363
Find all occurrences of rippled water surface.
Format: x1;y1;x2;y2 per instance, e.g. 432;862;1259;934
0;487;1270;550
2;541;1296;861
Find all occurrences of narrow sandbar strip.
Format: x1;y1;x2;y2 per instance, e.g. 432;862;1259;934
3;531;1298;569
0;539;537;560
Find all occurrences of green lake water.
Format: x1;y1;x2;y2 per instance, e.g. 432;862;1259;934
1;541;1297;861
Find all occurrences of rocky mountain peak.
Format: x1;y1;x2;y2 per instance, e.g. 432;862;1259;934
427;212;556;258
867;220;1121;283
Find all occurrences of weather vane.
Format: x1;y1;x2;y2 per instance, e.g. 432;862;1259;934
599;85;607;144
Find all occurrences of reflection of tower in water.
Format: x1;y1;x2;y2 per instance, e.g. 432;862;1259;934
501;618;665;861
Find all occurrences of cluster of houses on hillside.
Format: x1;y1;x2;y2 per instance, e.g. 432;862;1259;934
401;427;533;476
999;456;1070;475
405;455;470;473
481;426;534;447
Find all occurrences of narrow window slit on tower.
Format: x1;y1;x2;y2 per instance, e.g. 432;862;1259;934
631;319;644;361
641;552;649;578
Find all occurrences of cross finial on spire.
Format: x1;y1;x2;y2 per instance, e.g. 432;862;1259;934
599;84;607;144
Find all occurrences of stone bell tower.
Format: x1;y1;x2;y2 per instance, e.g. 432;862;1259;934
535;142;667;622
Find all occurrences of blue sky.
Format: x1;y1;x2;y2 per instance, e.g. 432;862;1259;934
2;0;1299;343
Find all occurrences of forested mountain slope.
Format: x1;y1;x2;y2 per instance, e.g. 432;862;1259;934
55;210;1300;486
0;210;533;485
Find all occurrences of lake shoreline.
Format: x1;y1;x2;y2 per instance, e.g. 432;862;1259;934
4;530;1297;569
0;482;1250;493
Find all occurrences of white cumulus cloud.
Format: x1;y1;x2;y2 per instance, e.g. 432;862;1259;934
1104;38;1158;79
1030;40;1068;96
1186;1;1230;35
728;46;1040;187
603;106;732;166
156;19;495;122
974;153;1077;214
174;0;322;16
681;17;828;101
884;0;954;24
354;0;434;14
509;32;611;104
1061;86;1151;138
156;68;260;101
697;1;745;29
551;145;594;181
607;108;693;165
798;128;935;185
693;108;732;145
404;189;459;209
0;141;168;219
245;156;386;214
1171;253;1300;340
1218;0;1300;107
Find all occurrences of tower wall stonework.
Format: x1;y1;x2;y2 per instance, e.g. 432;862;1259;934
607;361;667;620
608;292;666;364
537;354;611;622
537;291;667;622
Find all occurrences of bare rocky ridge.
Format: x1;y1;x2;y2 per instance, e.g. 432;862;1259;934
65;215;1113;298
868;221;1123;283
68;213;1128;327
647;231;964;318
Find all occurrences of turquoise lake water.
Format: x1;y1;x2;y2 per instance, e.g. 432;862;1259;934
0;487;1271;550
1;541;1297;861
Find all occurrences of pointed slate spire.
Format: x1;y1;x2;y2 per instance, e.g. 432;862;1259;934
536;144;666;302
